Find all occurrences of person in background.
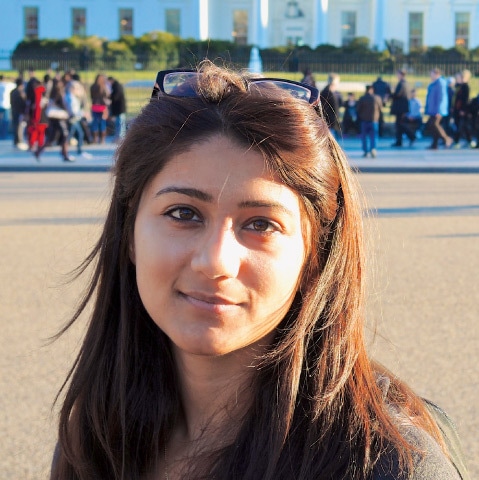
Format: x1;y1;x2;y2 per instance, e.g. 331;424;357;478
24;67;39;114
390;69;411;147
400;88;423;146
443;76;456;137
372;75;391;101
341;92;360;135
424;68;453;150
43;72;55;100
71;72;93;145
468;91;479;148
65;79;92;159
107;76;127;141
40;77;74;162
372;76;391;137
300;68;316;87
90;73;111;144
0;75;16;139
452;69;475;148
26;77;48;159
9;77;28;150
50;62;468;480
319;73;343;139
356;84;383;157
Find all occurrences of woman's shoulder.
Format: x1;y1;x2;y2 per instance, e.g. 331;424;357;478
373;375;469;480
373;421;464;479
420;400;470;480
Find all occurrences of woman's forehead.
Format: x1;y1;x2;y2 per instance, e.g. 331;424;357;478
142;135;303;211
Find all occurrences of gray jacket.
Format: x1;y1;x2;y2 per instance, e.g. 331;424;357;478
372;376;469;479
51;377;469;479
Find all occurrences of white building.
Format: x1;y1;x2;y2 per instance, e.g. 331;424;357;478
1;0;478;54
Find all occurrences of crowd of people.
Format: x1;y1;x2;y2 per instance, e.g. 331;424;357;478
302;67;479;158
1;66;478;162
0;67;126;162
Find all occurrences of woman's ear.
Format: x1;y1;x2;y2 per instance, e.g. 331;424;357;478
129;239;136;265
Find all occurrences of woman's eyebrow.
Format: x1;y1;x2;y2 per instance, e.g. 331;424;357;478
238;200;294;217
155;188;294;216
154;186;213;202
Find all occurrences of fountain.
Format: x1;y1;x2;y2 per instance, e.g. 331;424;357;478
248;46;263;74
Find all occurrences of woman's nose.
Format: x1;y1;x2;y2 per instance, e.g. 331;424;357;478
190;225;243;279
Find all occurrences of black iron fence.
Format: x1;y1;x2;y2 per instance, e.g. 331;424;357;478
1;48;478;78
290;54;479;77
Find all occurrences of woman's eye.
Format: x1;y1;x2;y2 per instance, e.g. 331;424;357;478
245;219;276;232
166;207;200;222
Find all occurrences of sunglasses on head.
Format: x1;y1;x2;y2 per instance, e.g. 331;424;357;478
151;69;320;106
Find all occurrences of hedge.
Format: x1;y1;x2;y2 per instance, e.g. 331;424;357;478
9;34;479;75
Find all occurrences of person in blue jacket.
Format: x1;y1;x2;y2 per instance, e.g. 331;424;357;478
424;68;453;150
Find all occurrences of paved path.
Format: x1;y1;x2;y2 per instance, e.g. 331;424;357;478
0;164;477;477
360;173;478;479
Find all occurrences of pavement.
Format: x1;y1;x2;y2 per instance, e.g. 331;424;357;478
0;139;116;172
1;170;477;478
0;135;478;173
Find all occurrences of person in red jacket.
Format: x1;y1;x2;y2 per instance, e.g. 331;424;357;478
26;79;48;160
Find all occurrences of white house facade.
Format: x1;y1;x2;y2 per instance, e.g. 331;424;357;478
1;0;479;54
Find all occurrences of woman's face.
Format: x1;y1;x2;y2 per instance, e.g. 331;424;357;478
131;135;306;358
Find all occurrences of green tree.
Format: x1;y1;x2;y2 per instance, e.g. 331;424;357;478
132;31;180;70
342;37;371;54
104;40;135;70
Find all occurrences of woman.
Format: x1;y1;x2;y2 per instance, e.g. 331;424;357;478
65;79;92;159
300;68;316;87
390;69;410;147
89;73;110;143
342;92;360;135
40;77;74;162
51;64;467;479
452;69;474;148
25;77;48;159
319;73;343;139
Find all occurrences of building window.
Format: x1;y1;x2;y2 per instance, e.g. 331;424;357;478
165;9;180;36
286;36;304;47
232;10;248;45
408;12;423;50
119;9;133;36
285;1;304;19
72;8;86;37
341;11;356;46
24;7;39;40
455;12;470;48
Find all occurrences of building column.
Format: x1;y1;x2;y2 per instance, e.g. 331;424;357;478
312;0;329;47
473;3;479;51
187;0;203;40
373;0;386;50
251;0;269;48
189;0;210;40
199;0;209;40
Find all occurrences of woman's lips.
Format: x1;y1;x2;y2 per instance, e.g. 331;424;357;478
179;291;242;314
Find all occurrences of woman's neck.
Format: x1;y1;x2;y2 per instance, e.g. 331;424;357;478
157;342;272;479
172;348;257;443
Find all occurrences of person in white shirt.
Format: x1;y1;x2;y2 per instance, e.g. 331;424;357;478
65;79;93;159
400;89;423;145
0;75;16;139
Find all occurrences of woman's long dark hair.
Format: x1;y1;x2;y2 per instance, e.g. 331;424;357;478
52;64;444;479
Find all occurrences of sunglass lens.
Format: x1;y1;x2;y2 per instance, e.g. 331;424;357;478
163;72;199;97
252;80;312;102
